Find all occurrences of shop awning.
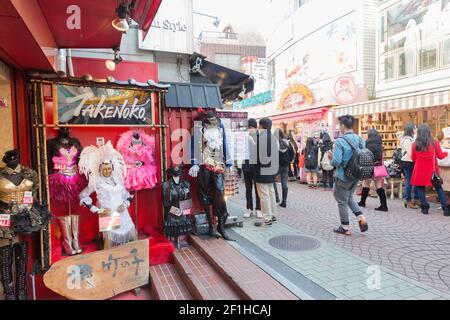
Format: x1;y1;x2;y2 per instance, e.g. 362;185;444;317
189;53;254;103
162;82;223;109
271;107;328;123
333;87;450;117
0;0;162;71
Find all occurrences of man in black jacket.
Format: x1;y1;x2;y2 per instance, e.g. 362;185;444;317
242;118;262;218
254;118;279;226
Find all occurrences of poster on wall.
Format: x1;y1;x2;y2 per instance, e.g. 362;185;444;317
274;12;357;108
55;84;153;126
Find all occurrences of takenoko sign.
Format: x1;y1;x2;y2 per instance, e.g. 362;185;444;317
55;84;153;125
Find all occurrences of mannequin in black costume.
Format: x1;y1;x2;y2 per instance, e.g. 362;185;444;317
0;150;50;300
162;166;193;238
47;127;85;256
189;112;234;241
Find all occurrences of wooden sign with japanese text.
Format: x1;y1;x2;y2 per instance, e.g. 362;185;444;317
43;239;149;300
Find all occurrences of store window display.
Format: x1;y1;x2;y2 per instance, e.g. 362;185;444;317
189;112;234;241
116;129;158;191
47;127;87;256
0;150;51;300
79;141;137;249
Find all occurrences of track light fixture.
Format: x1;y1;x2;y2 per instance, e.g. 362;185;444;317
105;47;123;71
112;3;130;32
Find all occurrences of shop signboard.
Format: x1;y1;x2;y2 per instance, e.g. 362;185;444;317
334;75;357;104
233;91;273;110
443;126;450;138
138;0;193;54
43;239;149;300
277;84;314;110
55;84;153;126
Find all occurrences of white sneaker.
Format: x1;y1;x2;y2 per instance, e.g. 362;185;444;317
243;209;252;218
255;210;263;219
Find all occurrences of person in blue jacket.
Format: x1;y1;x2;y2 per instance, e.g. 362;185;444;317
331;115;369;236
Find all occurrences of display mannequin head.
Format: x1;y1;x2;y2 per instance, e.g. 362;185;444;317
100;162;113;178
204;112;219;128
168;166;182;183
2;149;20;169
58;127;70;145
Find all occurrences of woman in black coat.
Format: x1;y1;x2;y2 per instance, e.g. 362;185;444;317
358;129;388;211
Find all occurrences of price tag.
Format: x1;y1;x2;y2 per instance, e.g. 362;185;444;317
170;206;182;217
22;191;33;205
54;163;68;170
0;214;11;227
99;212;121;232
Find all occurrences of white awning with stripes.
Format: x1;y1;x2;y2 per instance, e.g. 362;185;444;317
333;87;450;117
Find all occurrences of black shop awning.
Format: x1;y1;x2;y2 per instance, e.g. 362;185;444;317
189;53;254;103
162;82;223;108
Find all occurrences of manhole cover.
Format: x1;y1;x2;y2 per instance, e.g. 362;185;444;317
268;235;320;251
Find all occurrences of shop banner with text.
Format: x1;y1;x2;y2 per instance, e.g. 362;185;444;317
55;84;153;125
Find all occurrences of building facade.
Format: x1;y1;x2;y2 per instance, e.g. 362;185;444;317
334;0;450;161
248;0;377;147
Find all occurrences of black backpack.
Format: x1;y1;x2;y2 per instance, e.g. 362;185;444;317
392;148;403;165
305;147;318;170
341;136;374;181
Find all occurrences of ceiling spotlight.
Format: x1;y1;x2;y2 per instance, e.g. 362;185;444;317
112;3;129;32
105;47;123;71
213;18;220;28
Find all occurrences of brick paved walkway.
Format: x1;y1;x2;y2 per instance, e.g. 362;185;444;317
228;181;450;299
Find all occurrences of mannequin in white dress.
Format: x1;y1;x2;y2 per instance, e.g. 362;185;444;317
78;142;137;249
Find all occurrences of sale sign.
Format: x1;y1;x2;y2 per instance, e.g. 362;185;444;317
0;214;11;227
22;191;33;205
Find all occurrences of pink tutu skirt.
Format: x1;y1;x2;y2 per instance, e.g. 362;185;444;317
48;173;87;202
124;165;158;191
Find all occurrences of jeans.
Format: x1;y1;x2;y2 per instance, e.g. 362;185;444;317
415;185;448;209
279;166;289;189
256;183;277;220
403;166;419;201
243;170;261;211
322;169;334;188
333;179;363;226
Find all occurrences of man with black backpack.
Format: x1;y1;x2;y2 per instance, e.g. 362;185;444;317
331;115;370;236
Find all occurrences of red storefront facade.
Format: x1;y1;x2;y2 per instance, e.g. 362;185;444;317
0;0;165;300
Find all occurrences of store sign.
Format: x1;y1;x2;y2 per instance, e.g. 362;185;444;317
277;84;314;110
43;240;149;300
233;91;273;110
138;0;193;54
56;84;153;126
334;75;357;104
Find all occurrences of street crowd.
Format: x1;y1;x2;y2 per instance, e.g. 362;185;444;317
241;115;449;235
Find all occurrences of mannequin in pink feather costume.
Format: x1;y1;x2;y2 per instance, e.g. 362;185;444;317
116;130;158;191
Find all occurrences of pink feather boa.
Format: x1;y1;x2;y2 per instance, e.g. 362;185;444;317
116;130;158;191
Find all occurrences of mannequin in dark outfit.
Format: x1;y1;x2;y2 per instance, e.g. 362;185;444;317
0;150;48;300
162;166;193;238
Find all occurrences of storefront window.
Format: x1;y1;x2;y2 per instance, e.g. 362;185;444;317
418;42;437;72
383;55;395;80
399;49;416;76
443;37;450;66
386;0;440;52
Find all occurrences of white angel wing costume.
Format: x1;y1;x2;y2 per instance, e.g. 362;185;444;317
78;141;137;247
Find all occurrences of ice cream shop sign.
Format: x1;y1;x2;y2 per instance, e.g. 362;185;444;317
277;84;314;110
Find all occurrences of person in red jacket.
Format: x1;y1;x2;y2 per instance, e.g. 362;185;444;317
411;124;449;216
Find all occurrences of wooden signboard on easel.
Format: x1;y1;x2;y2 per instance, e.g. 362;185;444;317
43;239;149;300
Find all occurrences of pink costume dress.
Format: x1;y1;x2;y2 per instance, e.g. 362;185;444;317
48;146;87;202
116;130;158;191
